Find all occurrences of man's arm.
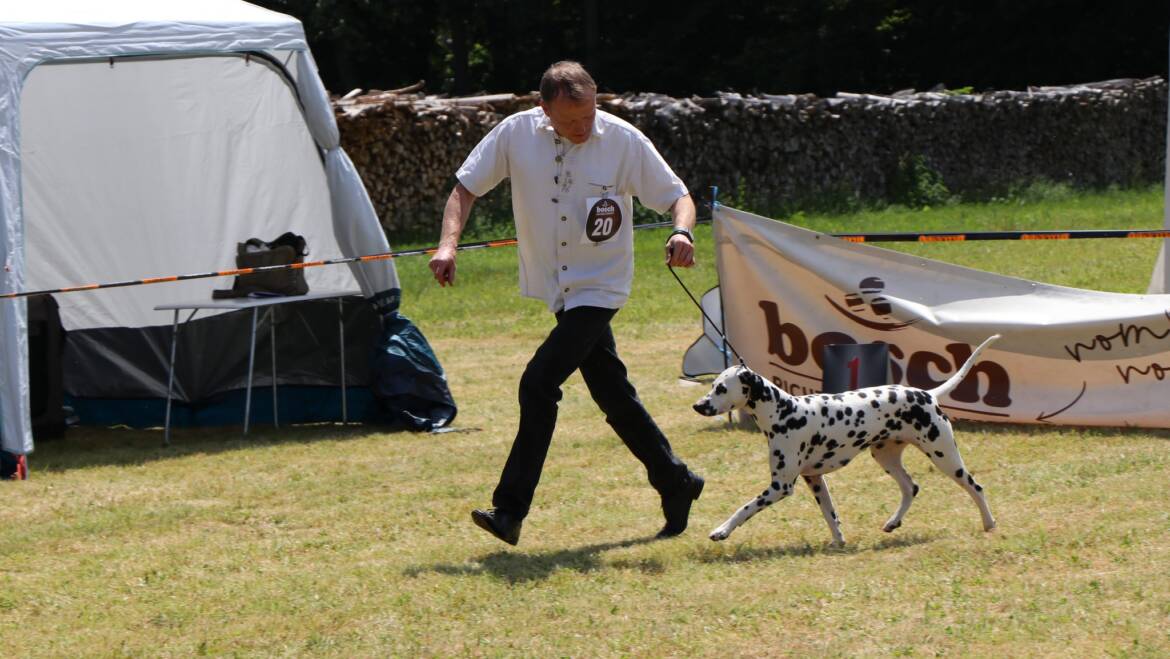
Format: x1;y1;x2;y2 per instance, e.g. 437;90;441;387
664;193;696;268
429;183;478;286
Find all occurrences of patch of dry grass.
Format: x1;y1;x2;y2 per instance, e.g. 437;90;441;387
5;322;1170;656
3;187;1169;656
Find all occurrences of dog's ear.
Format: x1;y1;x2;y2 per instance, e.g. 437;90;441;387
736;367;770;402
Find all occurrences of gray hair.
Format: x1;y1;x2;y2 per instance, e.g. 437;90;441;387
539;61;597;103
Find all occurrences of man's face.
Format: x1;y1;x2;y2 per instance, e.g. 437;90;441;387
540;92;596;145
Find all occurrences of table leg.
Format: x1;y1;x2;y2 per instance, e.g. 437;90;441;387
164;309;179;446
338;298;348;423
244;307;258;435
271;308;278;429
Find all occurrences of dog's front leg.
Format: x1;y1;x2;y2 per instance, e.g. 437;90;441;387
710;477;797;541
803;474;845;546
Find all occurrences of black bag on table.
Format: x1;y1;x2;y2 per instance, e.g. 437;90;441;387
213;232;309;299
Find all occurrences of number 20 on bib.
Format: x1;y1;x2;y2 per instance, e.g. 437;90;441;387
584;197;623;243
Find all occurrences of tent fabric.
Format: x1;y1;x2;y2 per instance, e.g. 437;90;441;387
0;1;410;453
293;49;397;296
20;55;351;330
370;311;457;431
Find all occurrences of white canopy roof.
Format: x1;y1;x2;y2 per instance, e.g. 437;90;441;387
7;0;281;21
0;1;305;59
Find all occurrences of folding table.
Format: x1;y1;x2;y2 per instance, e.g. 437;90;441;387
155;289;361;444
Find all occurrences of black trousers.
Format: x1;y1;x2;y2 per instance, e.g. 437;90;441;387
492;305;690;518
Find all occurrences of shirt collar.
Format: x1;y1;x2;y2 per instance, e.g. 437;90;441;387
536;107;606;140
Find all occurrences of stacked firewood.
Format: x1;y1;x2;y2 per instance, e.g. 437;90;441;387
335;77;1167;235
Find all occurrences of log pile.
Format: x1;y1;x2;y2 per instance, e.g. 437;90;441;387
335;89;541;234
335;77;1167;235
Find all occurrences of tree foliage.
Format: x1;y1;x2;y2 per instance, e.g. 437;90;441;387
252;0;1169;96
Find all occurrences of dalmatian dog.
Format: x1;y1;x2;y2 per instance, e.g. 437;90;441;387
693;335;999;545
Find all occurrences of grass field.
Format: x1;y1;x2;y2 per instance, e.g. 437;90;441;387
3;185;1170;657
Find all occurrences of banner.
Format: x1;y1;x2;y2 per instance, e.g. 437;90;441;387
713;205;1170;428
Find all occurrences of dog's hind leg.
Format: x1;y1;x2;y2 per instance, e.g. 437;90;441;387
869;440;919;533
803;474;845;545
920;425;996;532
709;476;798;541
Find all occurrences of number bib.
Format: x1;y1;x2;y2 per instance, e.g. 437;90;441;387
583;196;623;244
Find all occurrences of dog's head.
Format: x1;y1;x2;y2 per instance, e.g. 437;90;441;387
693;364;771;416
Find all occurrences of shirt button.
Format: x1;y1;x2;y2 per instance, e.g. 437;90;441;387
564;287;569;293
561;241;567;247
561;216;567;221
555;155;563;162
552;198;559;203
561;265;567;271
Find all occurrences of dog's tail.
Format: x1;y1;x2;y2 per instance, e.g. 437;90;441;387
928;334;1002;400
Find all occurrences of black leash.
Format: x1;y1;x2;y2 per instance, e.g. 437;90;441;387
666;262;744;367
666;185;744;369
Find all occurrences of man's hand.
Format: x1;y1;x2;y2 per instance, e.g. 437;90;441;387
429;246;458;286
665;234;695;268
665;194;697;267
431;183;477;287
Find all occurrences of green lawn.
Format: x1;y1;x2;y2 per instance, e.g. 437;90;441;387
3;185;1169;657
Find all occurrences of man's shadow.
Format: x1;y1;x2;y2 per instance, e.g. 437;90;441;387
404;535;661;584
405;532;933;583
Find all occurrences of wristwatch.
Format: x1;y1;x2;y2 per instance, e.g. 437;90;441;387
670;226;694;243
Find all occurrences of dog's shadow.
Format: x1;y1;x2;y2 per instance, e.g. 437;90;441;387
695;532;934;563
405;532;934;583
403;535;660;584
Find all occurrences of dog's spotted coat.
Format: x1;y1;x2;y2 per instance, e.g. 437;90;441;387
693;335;999;544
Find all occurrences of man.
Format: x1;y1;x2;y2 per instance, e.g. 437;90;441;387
429;61;703;546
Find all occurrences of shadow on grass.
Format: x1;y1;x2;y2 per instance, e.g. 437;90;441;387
694;532;934;563
404;535;661;584
695;421;757;436
22;423;411;474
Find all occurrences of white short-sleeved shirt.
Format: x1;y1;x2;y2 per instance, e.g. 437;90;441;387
457;107;688;312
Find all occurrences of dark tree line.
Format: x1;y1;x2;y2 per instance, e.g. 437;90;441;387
253;1;1169;97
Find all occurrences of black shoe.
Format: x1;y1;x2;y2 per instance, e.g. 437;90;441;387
471;507;522;546
657;472;705;538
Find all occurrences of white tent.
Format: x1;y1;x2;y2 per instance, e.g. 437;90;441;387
1;1;401;455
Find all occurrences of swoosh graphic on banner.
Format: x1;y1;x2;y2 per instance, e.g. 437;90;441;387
939;404;1012;419
1036;381;1087;423
825;296;918;331
768;361;823;383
